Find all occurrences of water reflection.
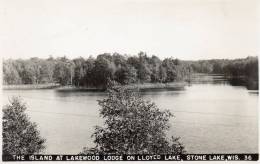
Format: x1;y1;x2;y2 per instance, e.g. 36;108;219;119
2;74;258;154
189;74;259;91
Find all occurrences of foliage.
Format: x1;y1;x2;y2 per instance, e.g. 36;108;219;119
3;53;192;87
92;54;116;88
190;56;258;78
190;56;258;89
3;53;257;89
81;85;185;154
114;65;137;85
3;60;22;85
3;53;192;88
2;97;45;154
53;56;75;86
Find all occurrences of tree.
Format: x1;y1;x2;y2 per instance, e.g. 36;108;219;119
82;57;95;86
245;57;258;81
73;57;86;86
93;54;116;88
150;56;162;83
114;65;137;85
81;85;185;154
53;57;75;85
20;60;36;84
162;58;178;82
137;52;152;82
112;53;127;67
3;60;22;85
2;97;45;154
39;59;55;83
158;65;167;83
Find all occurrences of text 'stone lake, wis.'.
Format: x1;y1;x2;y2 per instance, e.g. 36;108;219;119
3;75;258;154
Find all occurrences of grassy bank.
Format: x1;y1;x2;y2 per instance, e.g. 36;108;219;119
123;82;187;91
3;83;60;90
55;82;187;92
3;82;188;91
56;86;106;92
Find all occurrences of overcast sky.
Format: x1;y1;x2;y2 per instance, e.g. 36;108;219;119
0;0;259;60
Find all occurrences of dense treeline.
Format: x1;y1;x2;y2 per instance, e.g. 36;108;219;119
190;56;258;89
3;52;192;88
190;56;258;77
3;53;258;89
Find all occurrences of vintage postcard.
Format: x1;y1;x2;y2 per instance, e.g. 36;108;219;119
1;0;259;162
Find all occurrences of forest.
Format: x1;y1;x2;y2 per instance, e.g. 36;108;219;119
189;56;258;89
3;52;258;89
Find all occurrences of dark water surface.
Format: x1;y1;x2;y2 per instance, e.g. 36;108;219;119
2;74;258;154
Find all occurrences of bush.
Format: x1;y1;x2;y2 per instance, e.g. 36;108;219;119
81;85;185;154
2;97;45;154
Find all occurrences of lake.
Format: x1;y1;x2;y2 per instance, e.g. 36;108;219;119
2;74;258;154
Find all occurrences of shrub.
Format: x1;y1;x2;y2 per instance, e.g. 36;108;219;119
81;85;185;154
2;97;45;154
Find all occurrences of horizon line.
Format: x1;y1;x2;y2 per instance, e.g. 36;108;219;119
2;53;258;61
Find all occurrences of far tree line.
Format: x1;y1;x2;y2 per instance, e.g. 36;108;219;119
189;56;258;89
3;52;258;89
189;56;258;79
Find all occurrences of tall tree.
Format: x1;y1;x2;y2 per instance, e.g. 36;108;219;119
3;60;22;85
162;58;177;82
53;57;75;85
93;54;116;88
73;57;86;86
150;55;162;82
137;52;152;82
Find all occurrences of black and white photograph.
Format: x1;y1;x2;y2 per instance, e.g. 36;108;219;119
1;0;259;161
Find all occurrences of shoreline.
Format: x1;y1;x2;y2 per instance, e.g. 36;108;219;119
3;74;258;91
3;82;188;91
3;83;61;90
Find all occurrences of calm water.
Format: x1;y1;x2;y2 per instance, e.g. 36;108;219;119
2;75;258;154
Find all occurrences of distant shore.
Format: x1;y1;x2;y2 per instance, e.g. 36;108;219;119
122;82;187;91
3;82;187;91
3;83;60;90
3;73;258;91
